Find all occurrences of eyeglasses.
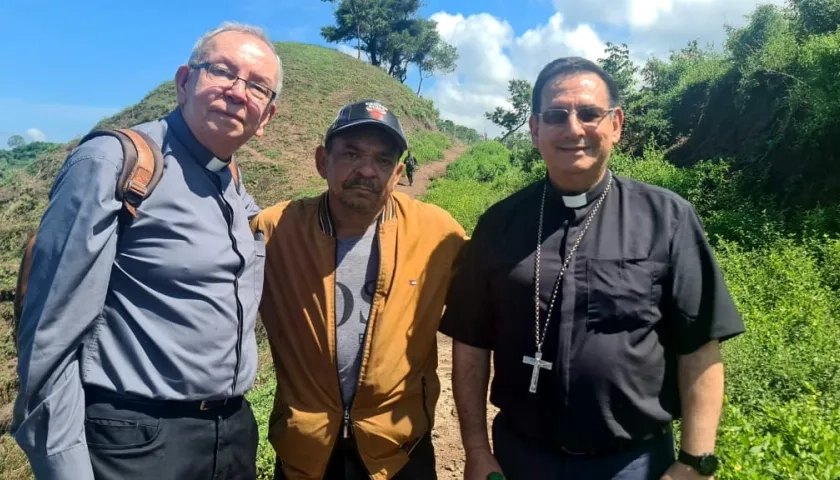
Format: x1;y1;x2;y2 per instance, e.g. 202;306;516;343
191;63;276;105
538;107;615;127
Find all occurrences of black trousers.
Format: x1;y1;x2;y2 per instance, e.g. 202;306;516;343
406;170;414;185
84;387;259;480
274;433;436;480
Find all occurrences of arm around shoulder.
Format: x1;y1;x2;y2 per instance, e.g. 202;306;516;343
249;201;291;243
12;143;124;480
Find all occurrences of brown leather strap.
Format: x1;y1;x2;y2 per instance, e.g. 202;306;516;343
116;129;156;217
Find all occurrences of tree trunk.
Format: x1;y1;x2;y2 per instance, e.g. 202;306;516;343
350;0;361;59
500;118;529;142
416;75;424;95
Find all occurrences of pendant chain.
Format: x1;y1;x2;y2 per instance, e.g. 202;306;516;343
533;173;613;353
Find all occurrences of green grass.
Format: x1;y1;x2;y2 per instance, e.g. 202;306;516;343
406;131;452;165
421;141;539;235
247;358;279;479
442;141;511;183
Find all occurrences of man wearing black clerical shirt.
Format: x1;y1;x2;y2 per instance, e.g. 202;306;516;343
439;57;745;480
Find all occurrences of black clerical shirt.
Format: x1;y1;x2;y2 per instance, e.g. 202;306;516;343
439;170;745;453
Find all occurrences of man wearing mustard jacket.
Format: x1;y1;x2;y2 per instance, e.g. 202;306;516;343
251;99;467;480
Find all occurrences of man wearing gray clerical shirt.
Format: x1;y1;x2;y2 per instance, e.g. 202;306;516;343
12;22;281;480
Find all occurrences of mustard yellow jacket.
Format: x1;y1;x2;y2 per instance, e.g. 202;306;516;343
250;191;467;479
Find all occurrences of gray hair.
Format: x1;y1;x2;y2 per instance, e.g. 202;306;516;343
188;21;284;102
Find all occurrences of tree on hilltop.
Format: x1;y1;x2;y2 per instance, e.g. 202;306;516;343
7;135;25;149
320;0;458;88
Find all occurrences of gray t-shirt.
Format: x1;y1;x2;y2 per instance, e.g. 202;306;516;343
335;224;380;407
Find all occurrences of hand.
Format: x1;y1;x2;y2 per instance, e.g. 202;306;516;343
464;448;503;480
660;461;713;480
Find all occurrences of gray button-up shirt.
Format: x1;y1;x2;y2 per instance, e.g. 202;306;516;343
11;108;266;479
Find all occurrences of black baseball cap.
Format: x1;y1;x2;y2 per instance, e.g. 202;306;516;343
325;99;408;151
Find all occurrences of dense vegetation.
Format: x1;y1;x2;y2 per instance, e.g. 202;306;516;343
600;0;840;211
424;140;840;479
0;143;61;176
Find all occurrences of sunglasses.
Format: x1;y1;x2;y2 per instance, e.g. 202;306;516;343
538;107;615;127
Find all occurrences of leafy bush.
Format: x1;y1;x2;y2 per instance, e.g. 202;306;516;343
406;131;451;166
443;141;511;183
718;395;840;479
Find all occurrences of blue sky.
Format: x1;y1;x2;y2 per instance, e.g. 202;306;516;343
0;0;771;145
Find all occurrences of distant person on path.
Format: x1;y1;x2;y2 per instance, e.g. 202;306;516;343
440;57;746;480
251;99;467;480
12;22;281;480
404;151;418;186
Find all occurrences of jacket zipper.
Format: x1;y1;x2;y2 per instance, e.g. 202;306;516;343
337;222;384;439
333;266;353;439
342;409;351;438
215;175;245;396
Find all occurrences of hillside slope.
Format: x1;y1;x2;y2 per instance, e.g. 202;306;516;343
0;41;444;291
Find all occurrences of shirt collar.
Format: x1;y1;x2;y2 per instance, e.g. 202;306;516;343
166;107;232;172
545;169;613;209
318;191;397;237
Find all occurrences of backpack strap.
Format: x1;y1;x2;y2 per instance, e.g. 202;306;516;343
78;128;165;217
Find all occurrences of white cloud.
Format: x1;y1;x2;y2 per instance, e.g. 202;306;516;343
25;128;46;142
551;0;786;60
425;0;782;137
427;11;607;136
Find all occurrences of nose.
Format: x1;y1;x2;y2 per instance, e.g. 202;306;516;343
354;159;378;177
566;111;586;137
224;78;248;104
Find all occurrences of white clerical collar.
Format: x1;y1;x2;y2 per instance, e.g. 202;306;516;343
206;157;231;172
562;192;588;208
166;108;233;173
546;171;613;209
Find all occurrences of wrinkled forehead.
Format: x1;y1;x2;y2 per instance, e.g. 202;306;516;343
203;32;279;79
541;72;610;109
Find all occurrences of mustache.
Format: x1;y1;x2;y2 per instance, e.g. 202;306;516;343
343;176;382;192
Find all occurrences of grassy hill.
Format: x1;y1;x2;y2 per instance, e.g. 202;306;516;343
0;41;461;478
0;42;448;290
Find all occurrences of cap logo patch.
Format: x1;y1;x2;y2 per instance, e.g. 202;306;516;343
365;101;388;120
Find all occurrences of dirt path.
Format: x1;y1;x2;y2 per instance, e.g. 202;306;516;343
394;143;498;479
395;144;468;197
